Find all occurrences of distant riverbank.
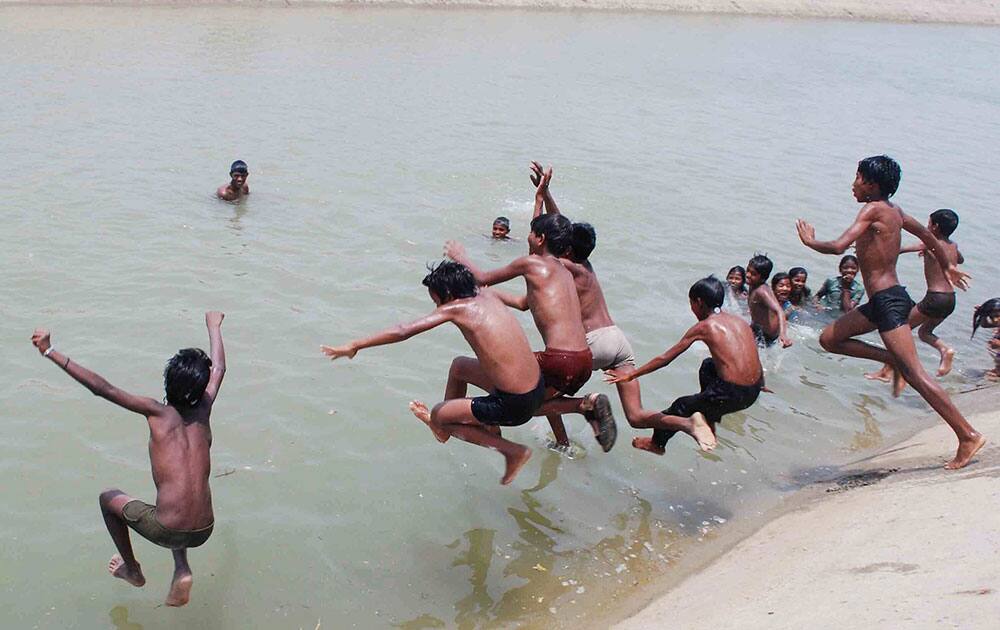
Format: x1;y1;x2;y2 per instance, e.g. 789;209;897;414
3;0;1000;26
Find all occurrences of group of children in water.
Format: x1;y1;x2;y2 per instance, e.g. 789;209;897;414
29;155;997;607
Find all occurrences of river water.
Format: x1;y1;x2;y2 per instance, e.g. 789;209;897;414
2;6;999;629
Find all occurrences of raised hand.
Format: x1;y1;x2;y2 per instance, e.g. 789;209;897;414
444;240;467;261
206;311;225;328
321;344;357;361
31;329;52;354
535;165;553;198
530;161;544;187
946;265;971;291
795;219;816;246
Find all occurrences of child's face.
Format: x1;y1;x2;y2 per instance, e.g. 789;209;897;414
851;171;878;203
840;261;859;283
727;271;744;288
774;278;792;301
790;272;807;291
745;266;762;287
230;171;247;188
492;223;510;239
984;312;1000;328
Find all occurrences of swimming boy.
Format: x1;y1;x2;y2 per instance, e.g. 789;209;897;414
866;208;964;381
492;216;512;240
796;155;984;469
216;160;249;200
444;211;616;452
322;261;545;485
606;276;763;454
30;312;226;606
746;254;793;348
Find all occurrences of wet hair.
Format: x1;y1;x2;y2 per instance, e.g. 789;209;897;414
529;213;573;256
230;160;248;174
972;298;1000;339
570;222;596;262
164;348;212;409
689;275;725;310
747;254;773;281
422;260;478;303
493;216;510;229
857;155;900;198
930;208;959;238
771;272;790;292
788;266;808;280
839;254;859;271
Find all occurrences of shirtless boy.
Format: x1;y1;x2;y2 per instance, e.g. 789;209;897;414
444;210;617;452
216;160;249;200
866;208;964;381
606;276;764;454
30;312;226;606
322;261;546;485
746;254;792;348
797;155;985;469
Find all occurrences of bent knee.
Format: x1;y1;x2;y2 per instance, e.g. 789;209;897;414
99;488;126;507
819;329;838;352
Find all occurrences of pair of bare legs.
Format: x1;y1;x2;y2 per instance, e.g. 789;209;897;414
98;489;193;606
820;309;985;469
865;307;955;385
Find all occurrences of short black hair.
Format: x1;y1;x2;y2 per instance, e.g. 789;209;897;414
689;276;725;310
422;260;478;303
857;155;900;198
788;266;808;279
930;208;959;237
493;216;510;229
570;222;596;261
164;348;212;409
771;272;790;291
530;213;573;256
230;160;248;174
747;254;773;281
972;298;1000;339
839;254;859;270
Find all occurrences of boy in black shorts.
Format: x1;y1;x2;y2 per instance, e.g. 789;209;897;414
606;276;764;454
322;261;546;485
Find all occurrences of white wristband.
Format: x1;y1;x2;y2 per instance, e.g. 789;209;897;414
44;347;54;357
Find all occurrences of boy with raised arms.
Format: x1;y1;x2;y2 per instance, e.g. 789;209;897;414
322;261;547;485
746;254;793;348
797;155;985;469
216;160;249;201
606;276;763;454
30;312;226;607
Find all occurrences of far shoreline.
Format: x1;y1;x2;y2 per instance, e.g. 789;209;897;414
1;0;999;26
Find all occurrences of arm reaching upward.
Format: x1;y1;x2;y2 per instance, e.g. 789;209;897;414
322;308;453;360
204;311;226;403
901;212;970;290
31;329;162;417
796;206;874;255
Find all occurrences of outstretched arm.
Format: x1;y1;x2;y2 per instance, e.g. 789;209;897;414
444;240;529;287
899;242;925;254
204;312;226;402
322;309;452;360
901;213;970;290
492;288;529;311
31;329;162;417
760;288;793;347
530;162;559;219
606;324;702;383
796;206;873;255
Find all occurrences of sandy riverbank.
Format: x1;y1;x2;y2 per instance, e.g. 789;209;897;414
2;0;999;25
616;384;1000;630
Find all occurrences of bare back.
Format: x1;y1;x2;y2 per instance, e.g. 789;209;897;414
521;255;589;351
748;285;781;337
854;201;904;295
560;259;615;332
447;289;542;393
147;402;214;530
699;312;763;386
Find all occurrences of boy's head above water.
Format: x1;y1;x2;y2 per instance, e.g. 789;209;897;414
528;213;572;257
491;217;511;240
569;222;596;262
839;254;860;283
929;208;959;238
853;155;900;202
746;255;773;287
164;348;212;409
689;276;725;319
423;260;478;305
771;272;792;302
229;160;248;187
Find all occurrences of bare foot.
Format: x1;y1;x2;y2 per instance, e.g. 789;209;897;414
501;446;532;485
582;393;617;453
891;366;907;398
937;348;955;377
165;571;193;607
632;437;665;456
409;400;449;443
864;364;893;383
689;412;717;451
108;554;145;588
945;434;986;470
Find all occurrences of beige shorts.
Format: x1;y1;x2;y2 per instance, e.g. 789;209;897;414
586;325;636;371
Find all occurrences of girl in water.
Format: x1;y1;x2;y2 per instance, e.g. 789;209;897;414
972;298;1000;380
788;266;811;308
727;266;748;300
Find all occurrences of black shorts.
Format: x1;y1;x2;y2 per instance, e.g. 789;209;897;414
916;291;956;320
857;285;915;332
751;323;778;347
470;377;545;427
653;359;763;448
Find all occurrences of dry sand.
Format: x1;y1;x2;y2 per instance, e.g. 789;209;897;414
3;0;1000;25
616;385;1000;630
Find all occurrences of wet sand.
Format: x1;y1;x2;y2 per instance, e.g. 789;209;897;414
616;384;1000;629
3;0;1000;25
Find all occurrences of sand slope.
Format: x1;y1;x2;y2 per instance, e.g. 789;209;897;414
617;390;1000;629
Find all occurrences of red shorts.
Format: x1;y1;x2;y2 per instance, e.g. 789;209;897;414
535;347;593;396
